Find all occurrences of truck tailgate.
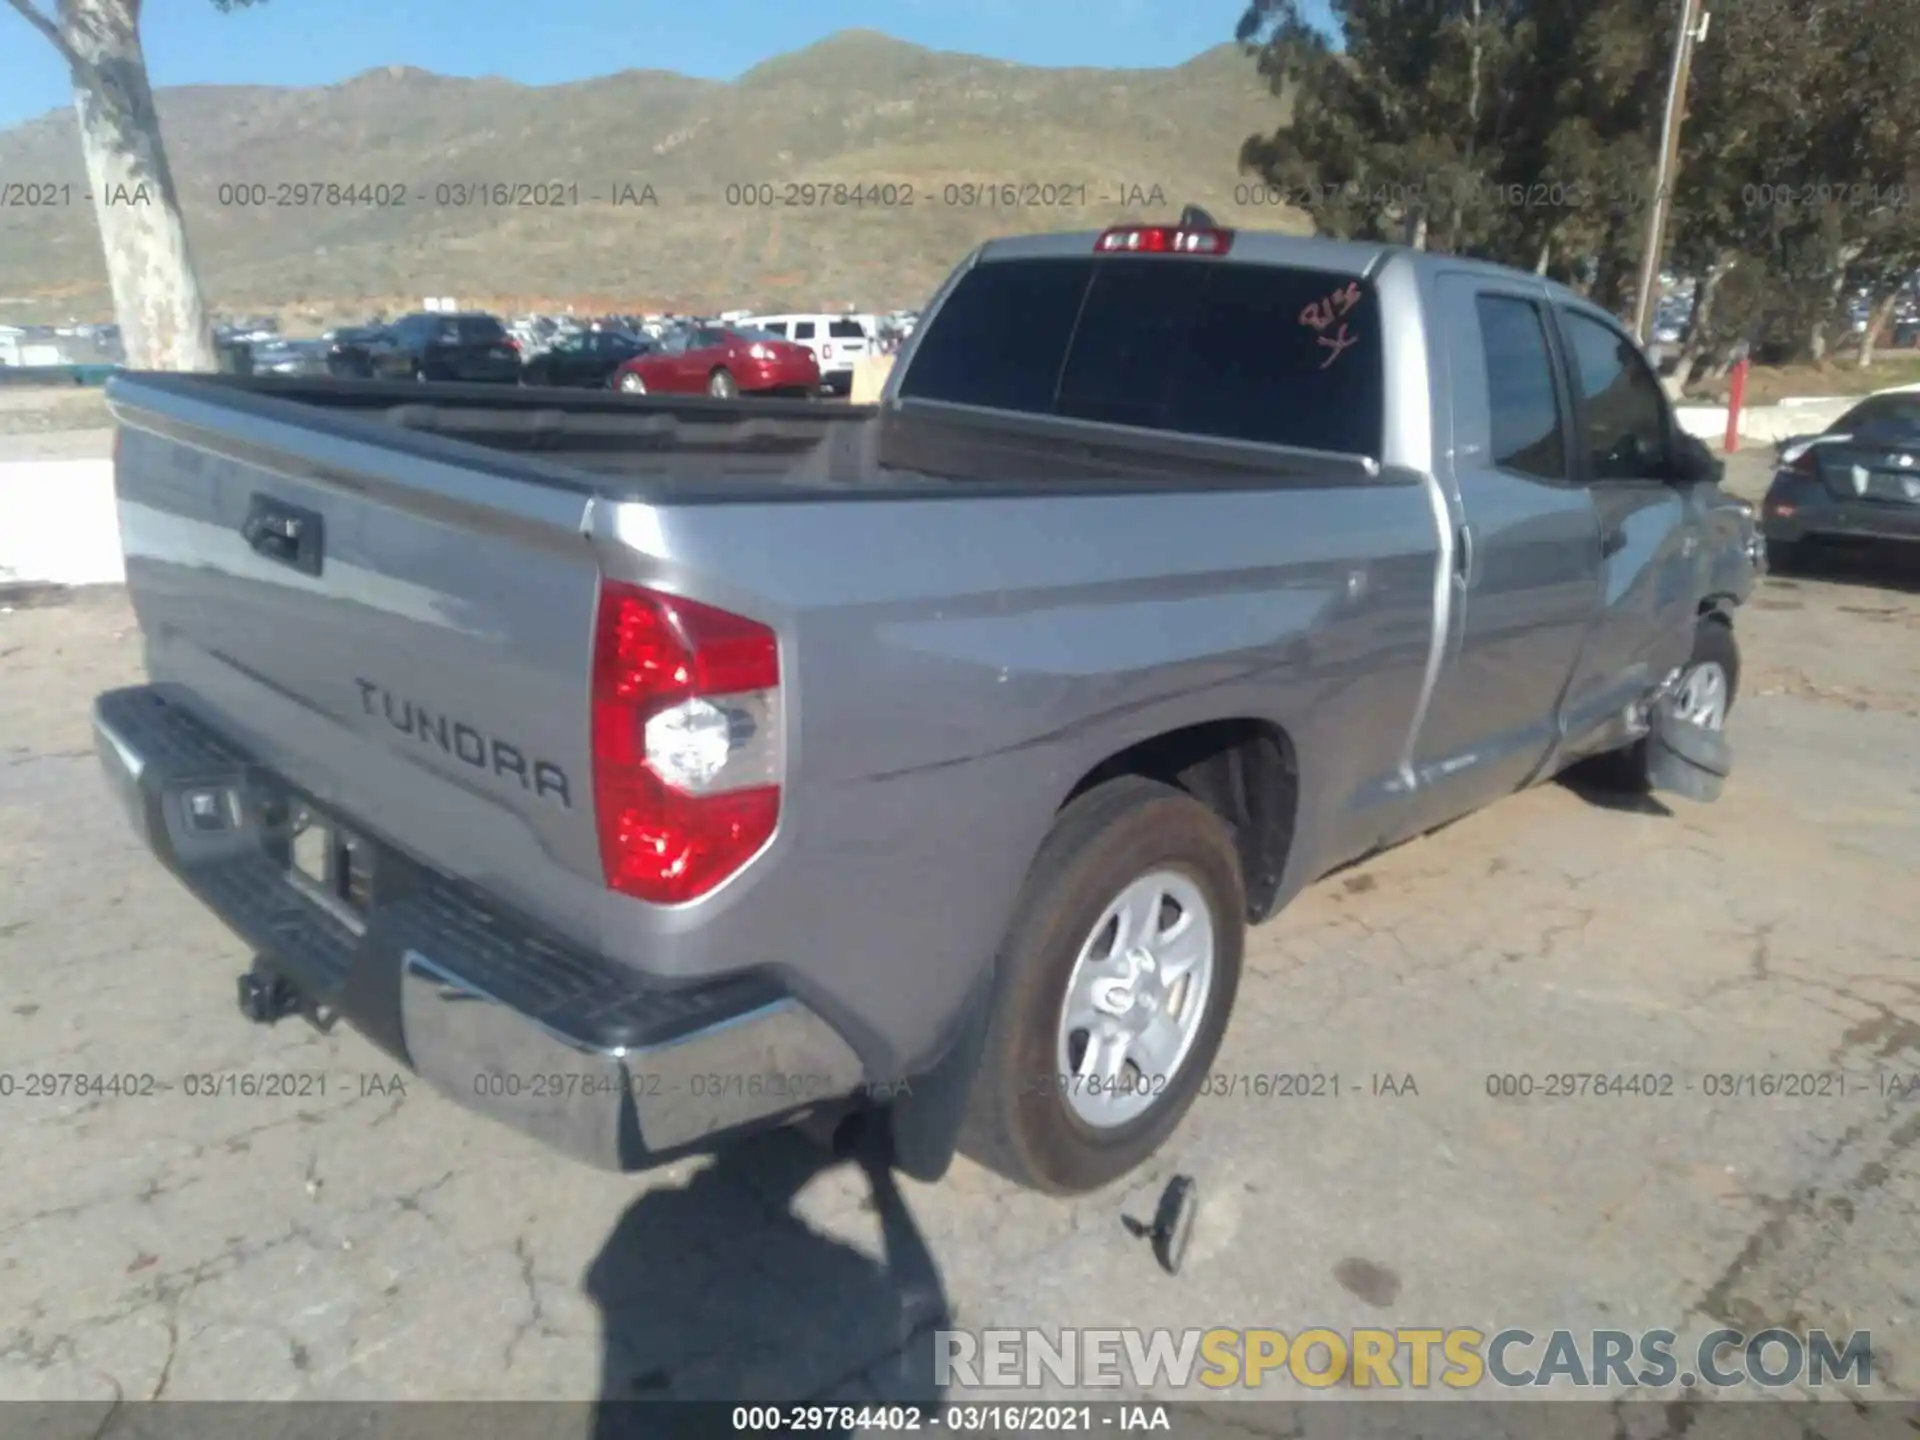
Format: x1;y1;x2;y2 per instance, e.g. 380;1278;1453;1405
110;391;609;950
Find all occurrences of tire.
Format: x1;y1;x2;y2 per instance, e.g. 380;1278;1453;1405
1765;537;1803;573
617;372;647;394
958;776;1246;1195
708;368;738;399
1587;616;1740;794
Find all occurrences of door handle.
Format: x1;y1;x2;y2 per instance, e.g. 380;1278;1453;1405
241;494;324;576
1453;523;1474;581
1600;526;1628;558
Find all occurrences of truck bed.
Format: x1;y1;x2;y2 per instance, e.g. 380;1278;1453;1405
108;372;1388;500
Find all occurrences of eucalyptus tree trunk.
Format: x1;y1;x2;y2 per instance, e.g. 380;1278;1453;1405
6;0;217;370
1857;288;1902;368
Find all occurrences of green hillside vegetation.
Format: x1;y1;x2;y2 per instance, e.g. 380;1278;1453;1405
0;30;1300;323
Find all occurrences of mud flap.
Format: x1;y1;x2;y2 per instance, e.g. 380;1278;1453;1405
1644;707;1732;803
884;967;996;1183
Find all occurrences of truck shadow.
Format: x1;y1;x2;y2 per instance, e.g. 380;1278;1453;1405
584;1119;950;1439
1555;767;1675;816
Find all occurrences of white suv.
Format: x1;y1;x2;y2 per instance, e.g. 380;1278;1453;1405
744;313;871;395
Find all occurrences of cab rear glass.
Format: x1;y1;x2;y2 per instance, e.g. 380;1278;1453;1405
898;255;1384;458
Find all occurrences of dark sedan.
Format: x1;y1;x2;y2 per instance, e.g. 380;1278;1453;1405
345;312;523;383
322;325;403;379
249;338;332;378
1763;390;1920;566
520;330;652;389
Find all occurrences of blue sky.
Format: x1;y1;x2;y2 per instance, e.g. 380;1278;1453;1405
0;0;1322;132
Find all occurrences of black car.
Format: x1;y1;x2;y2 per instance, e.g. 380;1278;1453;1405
1763;390;1920;566
249;338;332;377
519;330;653;389
371;312;523;383
322;325;402;379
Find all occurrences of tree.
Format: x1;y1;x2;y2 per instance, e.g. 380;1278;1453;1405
1;0;262;370
1233;0;1920;386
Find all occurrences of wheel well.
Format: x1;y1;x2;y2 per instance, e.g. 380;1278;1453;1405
1062;719;1299;922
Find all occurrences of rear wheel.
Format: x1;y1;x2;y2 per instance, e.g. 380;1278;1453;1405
959;777;1245;1195
708;368;738;399
1765;537;1804;573
617;372;647;394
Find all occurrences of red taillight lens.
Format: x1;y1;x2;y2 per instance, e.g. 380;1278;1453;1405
1096;226;1234;256
590;581;781;904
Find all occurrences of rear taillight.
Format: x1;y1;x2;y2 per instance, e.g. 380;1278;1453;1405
1096;225;1234;255
590;582;782;904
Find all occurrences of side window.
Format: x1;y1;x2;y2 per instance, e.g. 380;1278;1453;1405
1474;295;1567;481
693;328;726;348
762;321;787;337
793;321;816;340
1560;310;1671;481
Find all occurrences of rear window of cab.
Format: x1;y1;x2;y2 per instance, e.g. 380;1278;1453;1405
897;256;1384;459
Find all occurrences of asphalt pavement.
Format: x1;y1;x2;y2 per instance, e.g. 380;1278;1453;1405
1;447;1916;1429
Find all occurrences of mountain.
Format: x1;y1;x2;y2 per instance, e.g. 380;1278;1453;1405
0;31;1300;324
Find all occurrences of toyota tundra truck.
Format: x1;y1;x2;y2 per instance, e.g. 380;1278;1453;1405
92;217;1758;1195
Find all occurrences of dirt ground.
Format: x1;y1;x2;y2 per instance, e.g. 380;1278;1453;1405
0;447;1916;1433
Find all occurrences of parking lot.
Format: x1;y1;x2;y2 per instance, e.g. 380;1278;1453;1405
1;447;1917;1419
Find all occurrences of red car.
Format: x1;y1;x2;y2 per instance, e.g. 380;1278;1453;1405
611;324;820;398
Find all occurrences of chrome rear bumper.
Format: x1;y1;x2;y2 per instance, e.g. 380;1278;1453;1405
93;684;866;1170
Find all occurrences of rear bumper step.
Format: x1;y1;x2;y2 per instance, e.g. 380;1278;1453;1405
92;684;867;1171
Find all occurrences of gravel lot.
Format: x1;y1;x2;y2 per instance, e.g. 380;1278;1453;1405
0;388;111;438
0;447;1916;1429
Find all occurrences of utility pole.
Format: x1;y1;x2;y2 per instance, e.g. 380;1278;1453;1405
1632;0;1710;343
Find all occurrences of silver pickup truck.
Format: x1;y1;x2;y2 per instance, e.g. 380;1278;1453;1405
93;219;1759;1196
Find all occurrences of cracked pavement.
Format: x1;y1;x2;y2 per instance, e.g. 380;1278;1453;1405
0;450;1916;1427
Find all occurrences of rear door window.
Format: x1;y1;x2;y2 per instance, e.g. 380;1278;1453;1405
829;319;867;339
1475;294;1568;480
1832;395;1920;435
793;321;816;340
899;256;1384;456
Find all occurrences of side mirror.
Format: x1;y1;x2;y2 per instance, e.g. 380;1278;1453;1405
1669;431;1720;485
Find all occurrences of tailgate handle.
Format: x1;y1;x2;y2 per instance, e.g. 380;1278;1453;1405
241;494;324;576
